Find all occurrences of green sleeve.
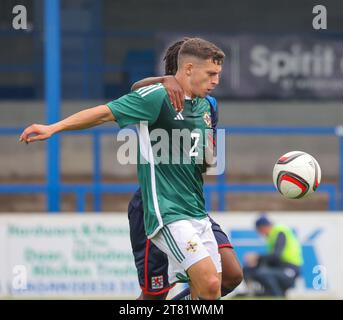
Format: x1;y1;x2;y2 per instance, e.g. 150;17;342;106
106;83;166;128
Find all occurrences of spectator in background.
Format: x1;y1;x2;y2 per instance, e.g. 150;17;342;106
243;215;303;297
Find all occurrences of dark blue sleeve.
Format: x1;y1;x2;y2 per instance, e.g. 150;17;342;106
273;232;286;257
258;232;286;265
206;96;218;142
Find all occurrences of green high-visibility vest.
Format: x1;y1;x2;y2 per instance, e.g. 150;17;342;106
266;224;303;267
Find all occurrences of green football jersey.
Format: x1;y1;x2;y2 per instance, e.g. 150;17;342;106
107;83;213;238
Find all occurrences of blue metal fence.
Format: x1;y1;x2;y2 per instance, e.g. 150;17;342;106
0;126;340;212
45;0;61;212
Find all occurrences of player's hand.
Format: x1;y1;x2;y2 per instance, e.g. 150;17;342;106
162;76;184;112
19;124;54;144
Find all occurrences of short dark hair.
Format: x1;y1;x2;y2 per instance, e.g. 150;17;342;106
163;37;190;76
178;38;225;66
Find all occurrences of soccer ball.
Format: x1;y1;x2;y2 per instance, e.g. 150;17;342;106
273;151;321;199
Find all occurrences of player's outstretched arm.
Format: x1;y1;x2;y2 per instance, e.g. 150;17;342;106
19;105;114;144
131;75;184;112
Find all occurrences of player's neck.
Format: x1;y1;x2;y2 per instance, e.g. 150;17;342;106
175;73;195;99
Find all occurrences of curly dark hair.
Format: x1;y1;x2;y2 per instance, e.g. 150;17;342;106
163;37;190;76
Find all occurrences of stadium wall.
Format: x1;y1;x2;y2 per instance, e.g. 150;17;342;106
0;100;340;178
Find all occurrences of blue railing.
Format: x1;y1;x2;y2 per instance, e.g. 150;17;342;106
0;126;341;212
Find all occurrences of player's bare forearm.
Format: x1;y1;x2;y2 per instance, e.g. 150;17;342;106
131;77;164;91
132;76;184;112
19;105;114;143
51;105;114;132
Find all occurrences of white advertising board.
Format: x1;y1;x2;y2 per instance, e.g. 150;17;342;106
0;212;342;299
0;215;140;298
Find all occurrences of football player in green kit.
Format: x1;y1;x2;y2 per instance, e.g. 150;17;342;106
20;38;228;300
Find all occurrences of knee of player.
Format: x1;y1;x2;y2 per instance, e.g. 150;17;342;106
203;276;221;298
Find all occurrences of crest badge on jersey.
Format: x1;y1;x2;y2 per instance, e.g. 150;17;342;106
151;275;164;289
186;240;198;253
203;111;212;128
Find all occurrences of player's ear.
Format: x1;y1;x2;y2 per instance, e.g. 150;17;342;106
185;62;193;76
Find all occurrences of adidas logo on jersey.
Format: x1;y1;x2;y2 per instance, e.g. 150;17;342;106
174;113;184;120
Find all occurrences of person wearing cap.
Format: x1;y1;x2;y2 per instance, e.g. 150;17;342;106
242;215;303;297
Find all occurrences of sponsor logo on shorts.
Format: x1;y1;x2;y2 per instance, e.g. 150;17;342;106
151;275;163;289
186;240;198;253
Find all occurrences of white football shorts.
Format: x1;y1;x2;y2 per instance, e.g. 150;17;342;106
151;217;222;284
